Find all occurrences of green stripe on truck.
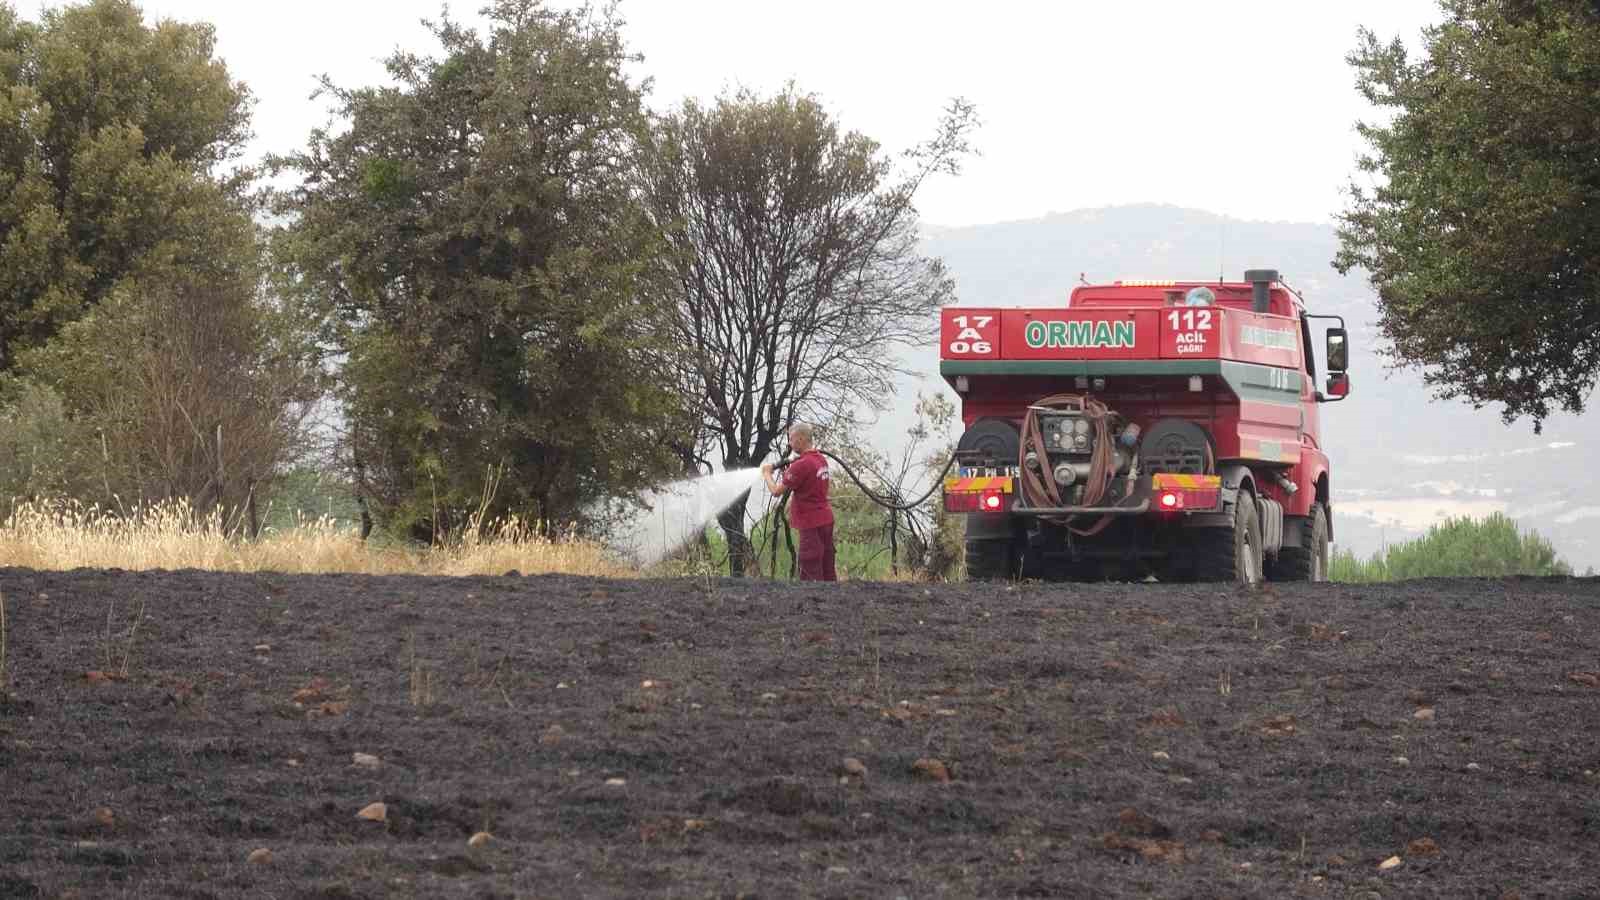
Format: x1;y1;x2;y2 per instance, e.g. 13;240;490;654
940;359;1302;404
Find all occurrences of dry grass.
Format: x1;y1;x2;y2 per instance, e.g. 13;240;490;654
406;630;436;708
0;498;634;577
102;596;146;678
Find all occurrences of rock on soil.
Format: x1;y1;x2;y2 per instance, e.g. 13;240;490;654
911;757;951;783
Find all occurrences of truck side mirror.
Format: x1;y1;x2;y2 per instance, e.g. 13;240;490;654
1325;372;1350;398
1326;328;1349;372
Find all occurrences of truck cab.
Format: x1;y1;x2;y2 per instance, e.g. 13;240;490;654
939;269;1349;583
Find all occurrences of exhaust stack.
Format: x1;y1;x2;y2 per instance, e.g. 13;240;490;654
1244;268;1278;314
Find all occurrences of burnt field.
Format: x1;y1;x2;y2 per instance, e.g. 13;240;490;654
1;568;1597;899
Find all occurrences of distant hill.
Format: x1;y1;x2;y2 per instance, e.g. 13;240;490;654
873;204;1600;571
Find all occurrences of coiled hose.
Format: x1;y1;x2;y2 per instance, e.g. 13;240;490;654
759;449;960;578
1018;394;1119;537
768;450;958;511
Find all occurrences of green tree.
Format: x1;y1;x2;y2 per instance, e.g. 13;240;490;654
0;1;314;523
0;0;251;372
1335;1;1600;428
13;190;321;528
639;86;977;574
271;0;680;540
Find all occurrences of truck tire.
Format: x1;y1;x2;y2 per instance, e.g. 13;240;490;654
1194;491;1263;585
964;538;1019;580
1271;504;1329;582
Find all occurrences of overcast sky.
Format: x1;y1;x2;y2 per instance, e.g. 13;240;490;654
28;0;1443;227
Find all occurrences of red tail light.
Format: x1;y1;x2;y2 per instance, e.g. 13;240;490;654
945;488;1012;513
1154;488;1219;511
1150;474;1222;512
943;476;1015;513
944;492;975;512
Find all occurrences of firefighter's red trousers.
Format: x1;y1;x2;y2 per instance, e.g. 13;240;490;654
797;524;837;582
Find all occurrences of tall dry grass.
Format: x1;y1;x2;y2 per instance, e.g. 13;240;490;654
0;498;633;577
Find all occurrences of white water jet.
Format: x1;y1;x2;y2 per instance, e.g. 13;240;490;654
605;468;769;569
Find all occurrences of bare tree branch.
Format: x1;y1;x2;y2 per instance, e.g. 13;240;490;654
639;86;977;574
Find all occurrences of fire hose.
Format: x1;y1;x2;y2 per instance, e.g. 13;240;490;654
760;450;959;578
767;394;1136;549
757;393;1206;571
1018;394;1124;537
770;450;958;512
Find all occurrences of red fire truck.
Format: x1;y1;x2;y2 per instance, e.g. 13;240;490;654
939;269;1349;583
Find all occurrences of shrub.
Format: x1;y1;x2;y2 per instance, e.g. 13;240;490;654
0;379;99;503
1331;512;1571;582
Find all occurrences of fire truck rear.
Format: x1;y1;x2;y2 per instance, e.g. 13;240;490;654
939;269;1350;583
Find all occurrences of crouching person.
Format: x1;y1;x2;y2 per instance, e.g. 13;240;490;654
760;422;836;581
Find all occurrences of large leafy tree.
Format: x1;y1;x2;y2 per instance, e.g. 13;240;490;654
0;1;314;521
640;87;976;573
1335;0;1600;427
272;0;681;539
14;188;320;527
0;0;251;372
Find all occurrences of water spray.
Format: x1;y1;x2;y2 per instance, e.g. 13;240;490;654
603;466;770;568
605;448;959;575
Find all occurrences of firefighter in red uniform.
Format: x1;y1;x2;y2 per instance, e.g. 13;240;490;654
760;422;836;581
